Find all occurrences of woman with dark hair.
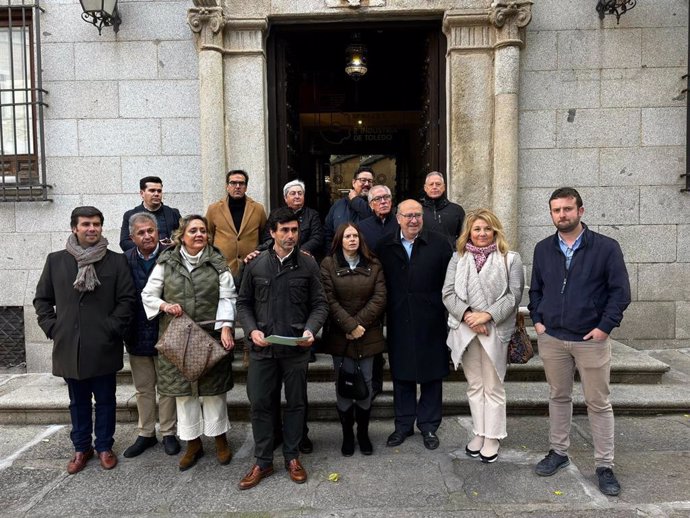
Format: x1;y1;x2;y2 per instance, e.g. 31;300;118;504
442;208;524;463
320;222;386;456
142;214;237;471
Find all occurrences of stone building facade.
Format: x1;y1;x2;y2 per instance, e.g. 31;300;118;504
0;0;687;372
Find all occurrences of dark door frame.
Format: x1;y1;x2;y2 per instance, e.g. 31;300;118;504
267;19;446;213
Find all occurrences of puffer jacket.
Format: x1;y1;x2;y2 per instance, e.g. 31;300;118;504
155;245;234;397
319;251;386;359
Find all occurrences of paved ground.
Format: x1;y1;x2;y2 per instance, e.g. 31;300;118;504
1;414;689;517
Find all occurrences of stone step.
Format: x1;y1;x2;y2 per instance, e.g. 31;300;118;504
118;339;670;385
0;371;687;425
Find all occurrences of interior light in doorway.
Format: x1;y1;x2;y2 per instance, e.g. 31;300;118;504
79;0;121;35
345;34;368;81
596;0;636;24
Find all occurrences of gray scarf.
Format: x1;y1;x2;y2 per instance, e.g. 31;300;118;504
65;234;109;292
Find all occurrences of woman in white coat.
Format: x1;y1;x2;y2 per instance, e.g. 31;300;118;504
442;208;524;463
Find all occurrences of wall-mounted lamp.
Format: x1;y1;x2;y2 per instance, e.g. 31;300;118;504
80;0;121;35
345;34;368;81
596;0;636;24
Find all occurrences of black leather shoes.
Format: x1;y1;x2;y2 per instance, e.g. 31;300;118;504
422;431;440;450
123;435;158;458
596;467;621;496
386;430;413;447
299;435;314;454
163;435;181;455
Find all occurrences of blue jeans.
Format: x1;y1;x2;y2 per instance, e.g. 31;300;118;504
65;373;117;453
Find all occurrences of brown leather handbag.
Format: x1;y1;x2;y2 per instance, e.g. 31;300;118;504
155;312;232;382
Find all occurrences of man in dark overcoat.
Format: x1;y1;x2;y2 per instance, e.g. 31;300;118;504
34;206;135;474
376;199;453;450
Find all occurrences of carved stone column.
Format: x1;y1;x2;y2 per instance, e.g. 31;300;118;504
443;11;496;216
490;1;532;247
443;2;532;247
188;0;226;209
223;18;269;208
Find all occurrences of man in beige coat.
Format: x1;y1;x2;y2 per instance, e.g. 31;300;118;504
206;170;268;278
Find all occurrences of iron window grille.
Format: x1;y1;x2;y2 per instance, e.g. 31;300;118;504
0;0;47;202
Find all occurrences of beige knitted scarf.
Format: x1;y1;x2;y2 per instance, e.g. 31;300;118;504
65;234;109;292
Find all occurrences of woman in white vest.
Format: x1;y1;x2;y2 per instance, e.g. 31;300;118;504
442;208;524;463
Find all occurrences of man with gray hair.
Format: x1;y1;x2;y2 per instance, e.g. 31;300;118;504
359;184;398;251
122;212;180;458
256;179;324;257
376;199;453;450
420;171;465;244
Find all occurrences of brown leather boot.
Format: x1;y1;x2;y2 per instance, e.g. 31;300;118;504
179;438;204;471
214;434;232;465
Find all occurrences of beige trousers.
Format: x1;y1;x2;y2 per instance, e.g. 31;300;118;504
538;332;614;468
129;355;177;437
462;338;507;440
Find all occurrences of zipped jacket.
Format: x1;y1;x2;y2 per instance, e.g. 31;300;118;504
237;247;328;358
528;224;631;341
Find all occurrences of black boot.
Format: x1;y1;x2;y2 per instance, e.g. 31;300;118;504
337;407;355;457
355;406;373;455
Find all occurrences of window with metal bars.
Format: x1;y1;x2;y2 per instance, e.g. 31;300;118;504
0;0;47;202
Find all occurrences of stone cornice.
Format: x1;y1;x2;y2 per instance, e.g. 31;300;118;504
188;5;226;53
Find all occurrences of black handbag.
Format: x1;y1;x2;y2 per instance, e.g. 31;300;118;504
336;340;369;400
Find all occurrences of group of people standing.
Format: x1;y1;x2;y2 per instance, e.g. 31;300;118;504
33;168;630;497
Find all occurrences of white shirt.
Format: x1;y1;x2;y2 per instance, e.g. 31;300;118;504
141;248;237;329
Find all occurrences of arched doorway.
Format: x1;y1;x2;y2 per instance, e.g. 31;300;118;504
267;20;446;217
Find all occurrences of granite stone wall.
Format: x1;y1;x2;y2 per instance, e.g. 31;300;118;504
518;0;689;349
0;0;687;373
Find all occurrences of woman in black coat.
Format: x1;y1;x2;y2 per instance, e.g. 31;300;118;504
320;222;386;456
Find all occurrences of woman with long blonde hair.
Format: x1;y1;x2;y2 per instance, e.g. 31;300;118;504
442;208;524;463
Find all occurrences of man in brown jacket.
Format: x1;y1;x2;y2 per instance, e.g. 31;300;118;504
205;170;268;278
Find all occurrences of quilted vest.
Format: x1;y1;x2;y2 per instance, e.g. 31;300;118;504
155;246;234;397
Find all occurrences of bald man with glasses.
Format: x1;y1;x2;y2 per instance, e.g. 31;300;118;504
375;199;453;451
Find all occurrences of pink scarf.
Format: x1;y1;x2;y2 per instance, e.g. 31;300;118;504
465;242;497;273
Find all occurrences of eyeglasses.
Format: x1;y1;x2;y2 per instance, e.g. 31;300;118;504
399;212;423;221
356;177;373;184
228;181;246;187
371;194;392;203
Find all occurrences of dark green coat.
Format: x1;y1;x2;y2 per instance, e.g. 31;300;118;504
155;246;234;397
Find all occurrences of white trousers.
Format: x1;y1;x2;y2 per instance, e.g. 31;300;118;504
176;395;230;441
462;338;507;440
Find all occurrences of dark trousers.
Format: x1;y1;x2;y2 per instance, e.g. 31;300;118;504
248;354;309;467
271;381;309;441
64;373;117;453
392;378;443;434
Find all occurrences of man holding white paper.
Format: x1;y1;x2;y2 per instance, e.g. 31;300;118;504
236;207;328;490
